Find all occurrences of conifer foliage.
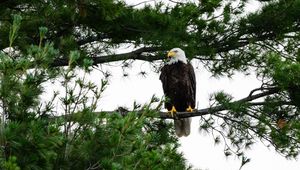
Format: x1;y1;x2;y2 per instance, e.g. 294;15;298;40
1;0;300;169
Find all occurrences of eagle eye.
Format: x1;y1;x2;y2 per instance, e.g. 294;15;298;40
173;50;178;53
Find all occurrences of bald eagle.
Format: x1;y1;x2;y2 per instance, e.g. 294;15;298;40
159;48;196;137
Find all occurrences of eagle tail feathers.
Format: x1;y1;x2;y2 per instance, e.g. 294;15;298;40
174;118;191;137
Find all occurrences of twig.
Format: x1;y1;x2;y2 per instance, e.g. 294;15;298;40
129;0;156;7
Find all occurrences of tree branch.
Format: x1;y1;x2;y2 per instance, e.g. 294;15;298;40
129;0;156;7
159;87;280;119
50;47;164;67
53;88;281;121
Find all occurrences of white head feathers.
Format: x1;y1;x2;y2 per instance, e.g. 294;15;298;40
166;48;188;65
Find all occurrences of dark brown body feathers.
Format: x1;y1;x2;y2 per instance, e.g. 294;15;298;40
160;61;196;111
160;61;196;137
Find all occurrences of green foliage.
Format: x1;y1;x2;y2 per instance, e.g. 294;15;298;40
66;111;186;170
9;15;22;47
2;156;20;170
265;53;300;106
0;18;187;169
1;0;300;169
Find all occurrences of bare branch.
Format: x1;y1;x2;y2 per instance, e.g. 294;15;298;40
129;0;156;7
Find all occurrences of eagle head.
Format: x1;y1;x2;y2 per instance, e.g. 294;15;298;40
166;48;187;65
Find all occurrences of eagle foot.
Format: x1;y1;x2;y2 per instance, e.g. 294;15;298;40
186;105;193;112
168;106;177;118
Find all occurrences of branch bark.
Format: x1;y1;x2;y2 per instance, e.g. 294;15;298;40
159;87;280;119
54;88;281;121
50;47;164;67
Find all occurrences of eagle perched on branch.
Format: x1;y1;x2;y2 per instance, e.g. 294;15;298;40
160;48;196;137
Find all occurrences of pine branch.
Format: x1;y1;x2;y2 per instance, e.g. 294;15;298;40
160;87;280;119
50;47;164;67
54;88;281;121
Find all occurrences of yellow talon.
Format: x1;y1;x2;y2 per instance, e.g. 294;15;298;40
186;105;193;112
168;106;177;117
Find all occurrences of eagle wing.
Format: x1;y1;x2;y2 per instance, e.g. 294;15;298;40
187;62;196;108
159;66;172;110
160;62;196;110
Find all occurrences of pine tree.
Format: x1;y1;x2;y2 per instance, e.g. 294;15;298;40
1;0;300;169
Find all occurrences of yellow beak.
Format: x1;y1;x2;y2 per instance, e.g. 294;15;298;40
167;51;176;58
